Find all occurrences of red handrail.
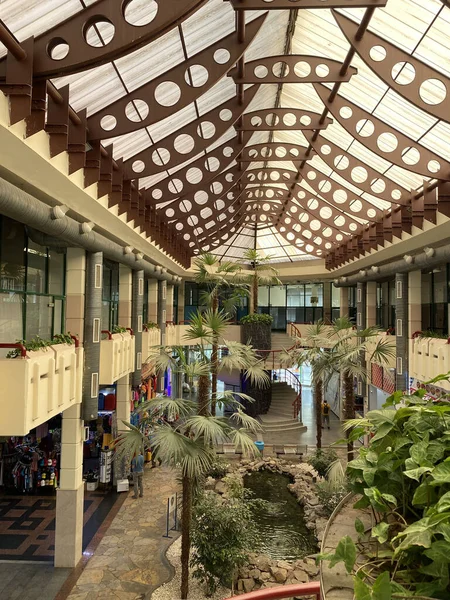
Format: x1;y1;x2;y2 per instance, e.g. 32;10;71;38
101;330;113;340
0;342;27;357
224;582;321;600
292;393;301;420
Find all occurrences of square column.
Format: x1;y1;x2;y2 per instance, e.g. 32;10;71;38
148;280;158;324
323;282;332;323
366;282;377;327
119;265;132;328
408;270;422;336
395;273;409;391
65;248;86;341
166;284;174;323
178;281;185;324
340;287;349;318
55;403;84;568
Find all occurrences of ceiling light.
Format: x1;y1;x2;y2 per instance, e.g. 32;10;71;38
424;247;435;258
403;254;414;264
371;266;379;273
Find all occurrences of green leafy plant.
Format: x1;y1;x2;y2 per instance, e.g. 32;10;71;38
52;333;74;345
204;457;229;479
418;330;448;340
318;373;450;599
307;448;338;478
144;321;160;329
5;335;52;358
111;325;127;334
240;313;273;325
191;489;261;595
316;460;349;516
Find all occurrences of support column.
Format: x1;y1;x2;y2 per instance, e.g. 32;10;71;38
82;252;102;422
158;279;167;392
340;287;349;318
366;281;377;328
55;404;84;567
408;271;422;336
116;374;130;480
118;265;132;328
65;248;86;341
148;280;158;324
395;273;409;391
166;284;174;323
177;281;185;324
323;282;332;323
357;282;368;414
132;270;144;386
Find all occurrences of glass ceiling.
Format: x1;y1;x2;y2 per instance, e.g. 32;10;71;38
1;0;450;264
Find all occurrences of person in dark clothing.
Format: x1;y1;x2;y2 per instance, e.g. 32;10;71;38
322;400;331;429
131;451;145;498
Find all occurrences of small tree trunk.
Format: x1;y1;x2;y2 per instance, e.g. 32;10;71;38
252;273;258;314
315;380;323;449
344;371;355;461
181;474;193;599
211;297;218;417
198;374;210;416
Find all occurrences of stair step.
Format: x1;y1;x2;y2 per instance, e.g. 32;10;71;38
263;423;307;433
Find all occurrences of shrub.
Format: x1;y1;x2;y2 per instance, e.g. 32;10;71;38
307;448;338;478
204;457;229;479
112;325;127;334
144;321;160;329
5;334;74;358
240;313;273;325
191;491;260;594
316;480;348;516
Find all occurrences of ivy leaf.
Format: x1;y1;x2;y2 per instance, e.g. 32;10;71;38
410;442;432;467
353;496;370;510
431;462;450;484
371;421;394;442
424;540;450;563
363;467;378;486
419;559;449;589
394;437;412;451
366;451;378;465
355;518;365;536
328;536;356;573
382;493;397;506
372;571;391;600
436;490;450;513
394;529;432;554
371;522;389;544
403;467;432;481
354;576;372;600
436;523;450;542
384;390;403;407
412;482;432;506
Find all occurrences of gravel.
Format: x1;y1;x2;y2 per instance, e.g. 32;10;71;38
152;537;231;600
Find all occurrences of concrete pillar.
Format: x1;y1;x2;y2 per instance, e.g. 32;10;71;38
148;280;158;324
116;374;131;480
83;252;102;421
55;403;84;568
118;265;132;328
340;287;349;318
166;284;174;323
323;282;332;323
366;281;377;327
408;270;422;336
177;281;185;324
158;280;167;392
132;270;144;386
396;273;409;391
65;248;86;341
357;282;368;413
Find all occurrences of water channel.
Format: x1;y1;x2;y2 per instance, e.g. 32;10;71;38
244;471;317;561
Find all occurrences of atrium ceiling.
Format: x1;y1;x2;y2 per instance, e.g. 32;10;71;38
0;0;449;266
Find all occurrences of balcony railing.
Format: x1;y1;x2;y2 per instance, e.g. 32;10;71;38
0;340;83;435
224;582;321;599
410;334;450;391
99;330;135;384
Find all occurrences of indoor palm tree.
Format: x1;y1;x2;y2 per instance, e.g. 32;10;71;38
193;253;249;413
243;248;281;314
182;308;270;416
282;321;332;449
114;377;262;598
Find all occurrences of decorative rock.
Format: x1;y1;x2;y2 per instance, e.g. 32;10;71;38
270;567;288;583
214;480;226;495
204;477;216;491
242;578;256;593
254;555;271;572
277;560;293;571
248;569;261;580
294;569;309;583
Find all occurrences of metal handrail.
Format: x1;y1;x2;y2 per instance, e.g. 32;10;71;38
223;582;321;600
273;368;302;421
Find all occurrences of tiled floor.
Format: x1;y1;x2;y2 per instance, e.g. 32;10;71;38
0;490;120;562
0;563;71;600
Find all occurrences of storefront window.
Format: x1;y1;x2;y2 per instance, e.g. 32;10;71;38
421;267;448;335
0;217;66;344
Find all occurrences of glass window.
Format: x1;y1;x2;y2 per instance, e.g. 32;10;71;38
0;217;25;291
287;285;304;307
258;285;269;307
48;249;65;296
26;295;52;339
0;292;23;343
305;284;323;307
331;285;340;308
26;240;47;294
270;285;286;306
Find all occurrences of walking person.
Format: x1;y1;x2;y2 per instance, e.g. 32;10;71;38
322;400;331;430
131;450;145;499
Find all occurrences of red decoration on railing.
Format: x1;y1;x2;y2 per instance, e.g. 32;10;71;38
412;331;422;339
223;581;321;600
126;327;134;336
101;330;113;340
70;334;80;348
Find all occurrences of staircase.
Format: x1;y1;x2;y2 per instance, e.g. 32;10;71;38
259;381;307;433
271;332;296;352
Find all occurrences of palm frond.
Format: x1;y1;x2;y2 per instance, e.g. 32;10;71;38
184;415;229;445
242;363;271;388
183;310;213;344
366;336;396;365
202;308;229;338
229;409;263;433
136;397;195;420
229;429;260;458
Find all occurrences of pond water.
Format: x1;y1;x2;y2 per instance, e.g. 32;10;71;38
244;471;318;561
